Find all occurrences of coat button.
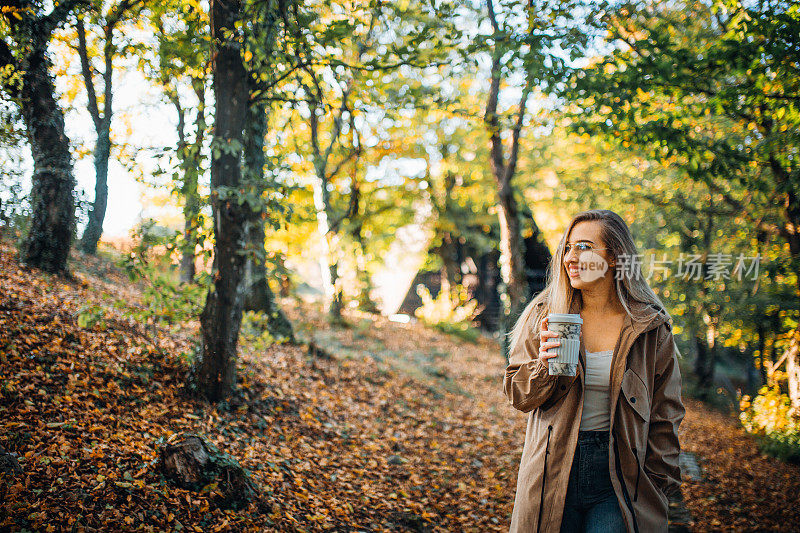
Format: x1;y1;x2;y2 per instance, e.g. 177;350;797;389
630;397;636;403
560;385;566;391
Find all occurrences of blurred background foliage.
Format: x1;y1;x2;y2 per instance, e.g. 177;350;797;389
1;0;798;460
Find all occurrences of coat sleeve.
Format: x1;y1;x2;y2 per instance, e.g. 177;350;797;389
503;324;562;413
644;324;685;499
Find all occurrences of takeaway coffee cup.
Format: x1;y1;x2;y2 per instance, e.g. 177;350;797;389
545;313;582;376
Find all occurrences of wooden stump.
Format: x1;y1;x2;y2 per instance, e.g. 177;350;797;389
158;434;258;509
159;436;212;488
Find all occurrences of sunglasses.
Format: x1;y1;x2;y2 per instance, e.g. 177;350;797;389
564;242;607;254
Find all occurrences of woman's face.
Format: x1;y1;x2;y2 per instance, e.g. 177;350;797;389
563;221;616;289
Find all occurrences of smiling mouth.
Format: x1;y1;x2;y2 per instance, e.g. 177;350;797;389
568;265;579;276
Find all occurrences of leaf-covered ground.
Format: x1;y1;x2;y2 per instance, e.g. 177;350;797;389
1;242;799;532
679;398;800;532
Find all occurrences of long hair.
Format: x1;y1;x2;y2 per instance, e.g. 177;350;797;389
507;209;670;353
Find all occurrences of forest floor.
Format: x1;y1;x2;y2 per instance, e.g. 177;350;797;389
2;242;800;532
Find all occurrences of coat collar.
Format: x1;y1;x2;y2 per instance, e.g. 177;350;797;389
569;297;669;411
568;296;668;338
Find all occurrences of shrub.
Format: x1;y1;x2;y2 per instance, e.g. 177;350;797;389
239;311;278;351
119;221;208;327
76;304;106;330
739;385;800;464
414;283;482;343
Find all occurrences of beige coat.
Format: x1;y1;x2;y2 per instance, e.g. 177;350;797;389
504;299;685;533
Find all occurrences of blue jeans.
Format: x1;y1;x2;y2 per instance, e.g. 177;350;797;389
560;430;626;533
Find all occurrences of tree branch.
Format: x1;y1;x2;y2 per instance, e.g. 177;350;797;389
170;91;186;148
319;82;354;178
504;81;531;183
102;24;114;125
108;0;142;25
76;18;102;130
484;0;511;183
486;0;501;34
326;148;359;189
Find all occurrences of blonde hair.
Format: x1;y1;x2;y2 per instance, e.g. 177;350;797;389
507;209;670;353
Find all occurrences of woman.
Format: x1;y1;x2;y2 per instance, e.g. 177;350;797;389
503;209;684;533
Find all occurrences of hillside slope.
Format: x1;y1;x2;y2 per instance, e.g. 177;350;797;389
1;243;799;532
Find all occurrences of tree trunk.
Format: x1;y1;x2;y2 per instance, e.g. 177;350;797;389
242;98;268;310
179;181;200;283
786;329;800;411
484;0;535;358
496;186;529;321
277;255;291;297
693;332;715;392
347;178;378;313
326;235;345;321
194;0;249;402
439;231;462;292
242;222;267;312
78;22;115;255
311;164;345;323
80;123;110;254
179;80;205;283
757;323;768;386
240;98;295;341
311;185;344;321
19;45;76;273
353;232;379;313
243;221;295;342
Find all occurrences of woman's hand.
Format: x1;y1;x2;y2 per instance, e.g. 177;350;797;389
537;316;561;365
504;314;564;412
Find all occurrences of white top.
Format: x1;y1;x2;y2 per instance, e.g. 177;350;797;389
580;349;614;431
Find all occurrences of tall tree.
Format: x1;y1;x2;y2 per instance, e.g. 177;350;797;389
74;0;142;254
0;0;83;274
293;0;461;321
480;0;585;354
193;0;250;401
146;1;210;283
568;0;800;402
174;78;206;283
238;0;296;341
305;80;361;323
484;0;534;325
241;98;295;342
298;9;374;323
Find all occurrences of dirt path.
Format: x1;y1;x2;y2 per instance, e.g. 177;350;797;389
289;302;800;532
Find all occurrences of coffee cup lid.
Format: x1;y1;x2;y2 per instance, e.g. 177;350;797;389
547;313;583;324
